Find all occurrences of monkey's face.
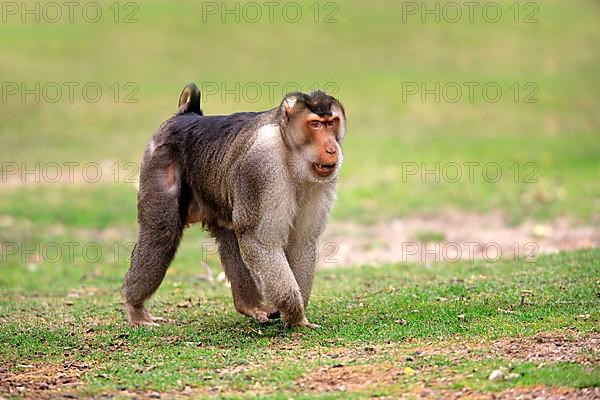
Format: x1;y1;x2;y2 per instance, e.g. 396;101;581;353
304;111;344;178
282;92;346;182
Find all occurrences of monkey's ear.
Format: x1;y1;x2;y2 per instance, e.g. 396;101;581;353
178;83;203;115
281;95;299;117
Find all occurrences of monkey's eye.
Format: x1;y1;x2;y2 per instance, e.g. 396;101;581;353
326;121;335;128
309;121;323;129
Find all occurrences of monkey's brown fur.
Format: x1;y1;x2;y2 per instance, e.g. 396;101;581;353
123;83;346;328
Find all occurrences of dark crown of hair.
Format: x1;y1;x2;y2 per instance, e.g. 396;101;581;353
286;91;338;117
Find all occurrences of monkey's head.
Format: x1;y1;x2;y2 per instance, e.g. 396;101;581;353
278;91;346;182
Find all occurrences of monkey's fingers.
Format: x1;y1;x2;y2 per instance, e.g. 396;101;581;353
258;305;280;320
256;314;269;324
253;309;271;324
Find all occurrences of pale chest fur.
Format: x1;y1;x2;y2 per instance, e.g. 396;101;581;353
290;182;336;244
252;123;337;247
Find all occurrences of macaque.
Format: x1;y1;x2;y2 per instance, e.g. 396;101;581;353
123;83;346;328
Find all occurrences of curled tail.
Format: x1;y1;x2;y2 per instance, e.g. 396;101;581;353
178;82;203;115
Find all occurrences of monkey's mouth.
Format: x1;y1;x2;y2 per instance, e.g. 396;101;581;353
313;162;336;177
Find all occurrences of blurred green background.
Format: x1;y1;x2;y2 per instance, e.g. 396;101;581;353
1;2;599;396
1;0;599;225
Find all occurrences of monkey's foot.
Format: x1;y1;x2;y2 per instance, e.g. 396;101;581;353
238;305;279;324
259;304;280;320
131;319;160;327
125;304;163;327
283;316;321;329
294;321;321;329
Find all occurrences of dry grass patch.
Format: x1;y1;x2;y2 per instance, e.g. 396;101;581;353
0;362;89;398
297;362;399;392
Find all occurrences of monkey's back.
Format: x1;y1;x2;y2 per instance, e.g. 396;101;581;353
150;110;276;229
163;111;267;176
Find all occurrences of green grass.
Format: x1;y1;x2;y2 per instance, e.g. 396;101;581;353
1;249;599;397
1;0;599;397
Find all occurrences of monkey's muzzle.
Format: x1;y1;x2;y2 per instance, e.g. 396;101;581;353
313;162;337;177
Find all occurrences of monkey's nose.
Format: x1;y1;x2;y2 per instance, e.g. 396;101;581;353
326;146;336;155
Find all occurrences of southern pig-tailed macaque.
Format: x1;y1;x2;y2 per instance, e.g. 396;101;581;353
123;83;346;328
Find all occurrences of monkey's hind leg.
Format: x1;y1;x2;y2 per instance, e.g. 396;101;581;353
123;151;184;326
214;228;278;324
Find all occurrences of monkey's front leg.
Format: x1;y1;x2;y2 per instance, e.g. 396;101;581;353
237;234;317;328
287;238;318;311
213;227;278;324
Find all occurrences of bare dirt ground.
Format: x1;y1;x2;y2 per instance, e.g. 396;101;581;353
5;333;595;398
0;362;88;399
298;366;600;399
318;211;599;268
295;332;600;398
407;331;600;366
395;387;600;400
